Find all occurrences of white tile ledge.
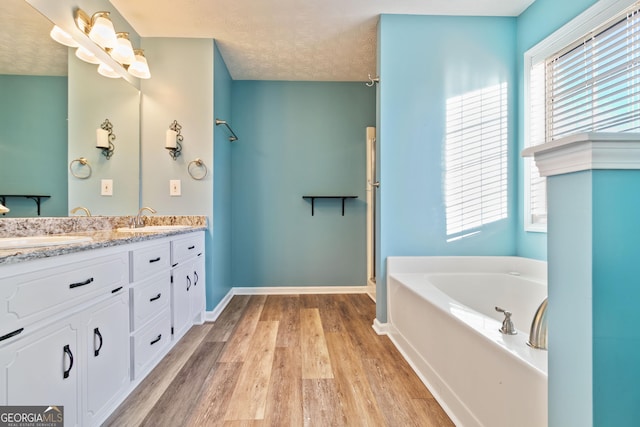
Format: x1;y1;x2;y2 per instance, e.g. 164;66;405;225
521;132;640;177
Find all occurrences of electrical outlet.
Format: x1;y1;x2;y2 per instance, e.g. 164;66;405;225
101;179;113;196
170;179;181;196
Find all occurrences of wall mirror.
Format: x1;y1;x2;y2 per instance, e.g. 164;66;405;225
0;0;140;218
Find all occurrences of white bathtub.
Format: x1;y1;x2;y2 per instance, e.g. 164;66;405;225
385;256;548;427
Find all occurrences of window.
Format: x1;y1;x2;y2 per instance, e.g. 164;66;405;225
445;83;508;240
525;0;640;231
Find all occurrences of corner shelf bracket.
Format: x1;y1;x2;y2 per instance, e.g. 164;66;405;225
302;196;357;216
0;195;50;216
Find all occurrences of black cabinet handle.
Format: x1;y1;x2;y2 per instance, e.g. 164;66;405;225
188;245;195;250
63;345;74;379
193;271;199;286
150;334;162;345
94;328;103;357
0;328;24;342
149;257;161;263
111;286;123;294
69;277;94;289
186;275;191;291
149;293;162;302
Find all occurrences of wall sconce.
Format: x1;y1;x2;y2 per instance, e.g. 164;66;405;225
97;119;115;160
166;120;183;160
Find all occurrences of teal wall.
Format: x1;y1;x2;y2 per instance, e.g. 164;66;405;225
211;43;233;308
230;81;375;287
0;75;68;217
377;14;518;322
515;0;599;260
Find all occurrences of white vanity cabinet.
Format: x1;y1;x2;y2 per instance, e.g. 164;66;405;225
0;248;130;427
170;233;205;340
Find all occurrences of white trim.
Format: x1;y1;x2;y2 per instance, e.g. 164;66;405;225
372;318;388;335
232;285;368;295
523;132;640;176
204;288;234;322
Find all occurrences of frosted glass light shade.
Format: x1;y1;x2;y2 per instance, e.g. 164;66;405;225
97;63;120;79
75;46;100;64
50;26;78;48
89;12;117;49
111;33;135;65
128;50;151;79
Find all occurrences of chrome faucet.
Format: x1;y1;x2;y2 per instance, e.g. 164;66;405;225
527;298;548;350
70;206;91;217
495;306;518;335
134;206;157;228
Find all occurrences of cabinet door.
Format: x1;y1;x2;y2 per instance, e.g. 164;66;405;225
0;320;80;426
190;256;206;324
171;263;192;339
84;293;130;426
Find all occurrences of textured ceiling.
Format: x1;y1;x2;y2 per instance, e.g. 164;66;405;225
0;0;67;76
110;0;535;82
1;0;535;80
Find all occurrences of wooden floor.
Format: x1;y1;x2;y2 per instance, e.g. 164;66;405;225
105;294;454;427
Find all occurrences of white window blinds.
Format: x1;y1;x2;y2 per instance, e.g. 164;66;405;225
445;83;508;238
547;4;640;139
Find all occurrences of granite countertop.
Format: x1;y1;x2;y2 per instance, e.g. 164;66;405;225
0;216;207;266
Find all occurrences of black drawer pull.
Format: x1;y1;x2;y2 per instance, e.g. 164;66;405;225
94;328;103;357
150;334;162;345
149;293;162;302
111;286;123;294
69;277;94;289
193;271;199;286
0;328;24;342
188;245;195;250
63;344;74;379
186;275;192;291
149;257;161;263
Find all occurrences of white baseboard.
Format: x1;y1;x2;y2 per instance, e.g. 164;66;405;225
232;285;368;295
204;286;368;322
372;318;388;335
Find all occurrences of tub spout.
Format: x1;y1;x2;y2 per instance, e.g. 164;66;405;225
527;298;548;350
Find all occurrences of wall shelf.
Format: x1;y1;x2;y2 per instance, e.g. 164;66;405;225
302;196;357;216
0;195;50;216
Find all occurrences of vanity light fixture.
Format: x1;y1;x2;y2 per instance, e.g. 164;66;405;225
166;120;183;160
97;63;121;79
128;50;151;79
111;32;136;65
50;26;79;48
75;46;101;65
80;11;118;50
97;119;115;160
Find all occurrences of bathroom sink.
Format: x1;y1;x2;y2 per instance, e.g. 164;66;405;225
0;235;92;250
116;225;193;233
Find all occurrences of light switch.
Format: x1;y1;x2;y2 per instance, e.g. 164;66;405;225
170;179;181;196
101;179;113;196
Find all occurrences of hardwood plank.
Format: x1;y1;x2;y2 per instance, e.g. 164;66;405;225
317;294;345;333
219;295;266;363
259;295;284;321
140;342;225;426
275;295;300;348
324;331;386;426
206;295;251;342
300;308;333;379
104;323;212;426
262;347;303;426
299;294;319;308
302;379;347;427
223;421;263;427
186;362;243;427
410;398;456;427
224;321;279;421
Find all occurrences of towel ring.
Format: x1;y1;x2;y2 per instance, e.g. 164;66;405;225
69;157;92;179
188;158;208;180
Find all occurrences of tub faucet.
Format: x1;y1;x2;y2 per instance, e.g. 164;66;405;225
134;206;157;228
70;206;91;217
527;298;548;350
495;306;517;335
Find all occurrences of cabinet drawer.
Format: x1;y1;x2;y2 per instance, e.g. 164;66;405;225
171;233;204;267
130;272;170;331
0;252;128;340
131;242;170;282
130;308;171;380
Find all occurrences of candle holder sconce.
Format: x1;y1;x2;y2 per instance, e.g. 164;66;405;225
96;119;115;160
166;120;183;160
